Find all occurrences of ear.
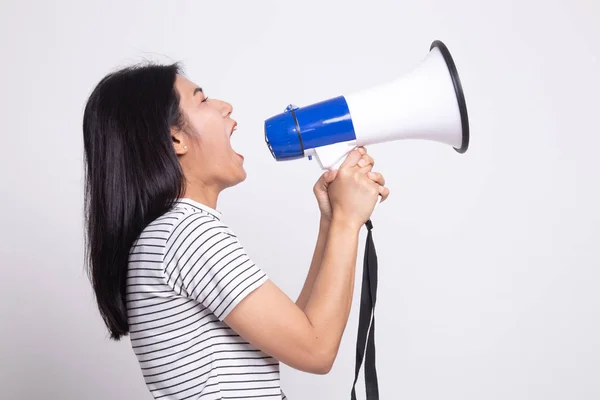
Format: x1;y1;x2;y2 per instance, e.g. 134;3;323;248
171;129;189;156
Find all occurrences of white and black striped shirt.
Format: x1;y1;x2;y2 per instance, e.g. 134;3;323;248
126;198;286;399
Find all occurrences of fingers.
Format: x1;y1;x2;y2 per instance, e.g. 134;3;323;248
340;146;367;169
367;171;385;187
379;185;390;202
358;153;374;171
339;148;363;169
336;145;390;204
368;171;389;202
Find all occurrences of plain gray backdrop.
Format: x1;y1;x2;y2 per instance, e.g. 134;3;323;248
1;0;599;399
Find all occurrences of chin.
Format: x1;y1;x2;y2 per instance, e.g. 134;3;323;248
234;172;247;185
237;169;247;183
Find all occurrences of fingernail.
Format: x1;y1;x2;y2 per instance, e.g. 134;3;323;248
368;172;375;178
358;160;366;167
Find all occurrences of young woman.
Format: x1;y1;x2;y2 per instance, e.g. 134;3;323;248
82;62;390;399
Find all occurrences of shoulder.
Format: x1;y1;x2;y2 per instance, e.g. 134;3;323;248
159;200;268;319
131;200;236;268
163;201;237;253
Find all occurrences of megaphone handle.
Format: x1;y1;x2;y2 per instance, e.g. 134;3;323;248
312;142;382;211
312;140;357;170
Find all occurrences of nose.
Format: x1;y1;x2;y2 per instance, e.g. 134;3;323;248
216;99;233;118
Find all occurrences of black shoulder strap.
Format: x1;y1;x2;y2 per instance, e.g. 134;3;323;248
351;219;379;399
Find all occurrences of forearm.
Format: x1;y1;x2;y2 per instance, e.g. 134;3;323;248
303;216;360;363
296;217;330;310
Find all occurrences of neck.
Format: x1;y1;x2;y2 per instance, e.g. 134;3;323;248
182;181;221;210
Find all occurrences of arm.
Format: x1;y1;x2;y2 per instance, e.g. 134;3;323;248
223;148;384;375
224;216;361;374
295;216;330;310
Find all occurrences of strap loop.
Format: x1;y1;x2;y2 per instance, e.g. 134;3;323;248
351;219;379;399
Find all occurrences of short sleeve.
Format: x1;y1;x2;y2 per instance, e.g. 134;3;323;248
163;211;268;320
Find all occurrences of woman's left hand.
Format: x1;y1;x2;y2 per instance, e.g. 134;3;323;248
313;168;338;222
313;147;383;221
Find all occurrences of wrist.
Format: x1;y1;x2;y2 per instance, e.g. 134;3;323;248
330;213;363;232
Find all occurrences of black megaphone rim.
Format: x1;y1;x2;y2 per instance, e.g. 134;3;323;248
430;40;470;154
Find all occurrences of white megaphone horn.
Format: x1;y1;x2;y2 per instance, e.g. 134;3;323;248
264;40;470;170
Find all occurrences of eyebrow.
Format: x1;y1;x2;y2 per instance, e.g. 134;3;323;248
193;87;203;96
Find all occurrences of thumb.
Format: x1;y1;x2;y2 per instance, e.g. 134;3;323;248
324;169;338;183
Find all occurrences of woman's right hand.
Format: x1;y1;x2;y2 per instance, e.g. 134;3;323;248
327;146;389;229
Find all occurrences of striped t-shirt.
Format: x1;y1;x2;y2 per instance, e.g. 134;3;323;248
125;198;286;399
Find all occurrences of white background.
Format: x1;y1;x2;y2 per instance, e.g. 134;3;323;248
1;1;599;399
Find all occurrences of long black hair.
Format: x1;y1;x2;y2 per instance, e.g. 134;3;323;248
82;62;187;340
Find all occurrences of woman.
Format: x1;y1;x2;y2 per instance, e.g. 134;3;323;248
82;62;389;399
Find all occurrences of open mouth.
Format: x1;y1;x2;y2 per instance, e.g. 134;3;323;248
229;122;244;160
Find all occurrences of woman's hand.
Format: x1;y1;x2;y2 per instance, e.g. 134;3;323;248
313;169;338;222
313;147;389;222
327;147;387;228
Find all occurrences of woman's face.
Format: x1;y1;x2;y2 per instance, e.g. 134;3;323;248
173;74;246;191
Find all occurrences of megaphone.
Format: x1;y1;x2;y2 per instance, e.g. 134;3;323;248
264;40;470;169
